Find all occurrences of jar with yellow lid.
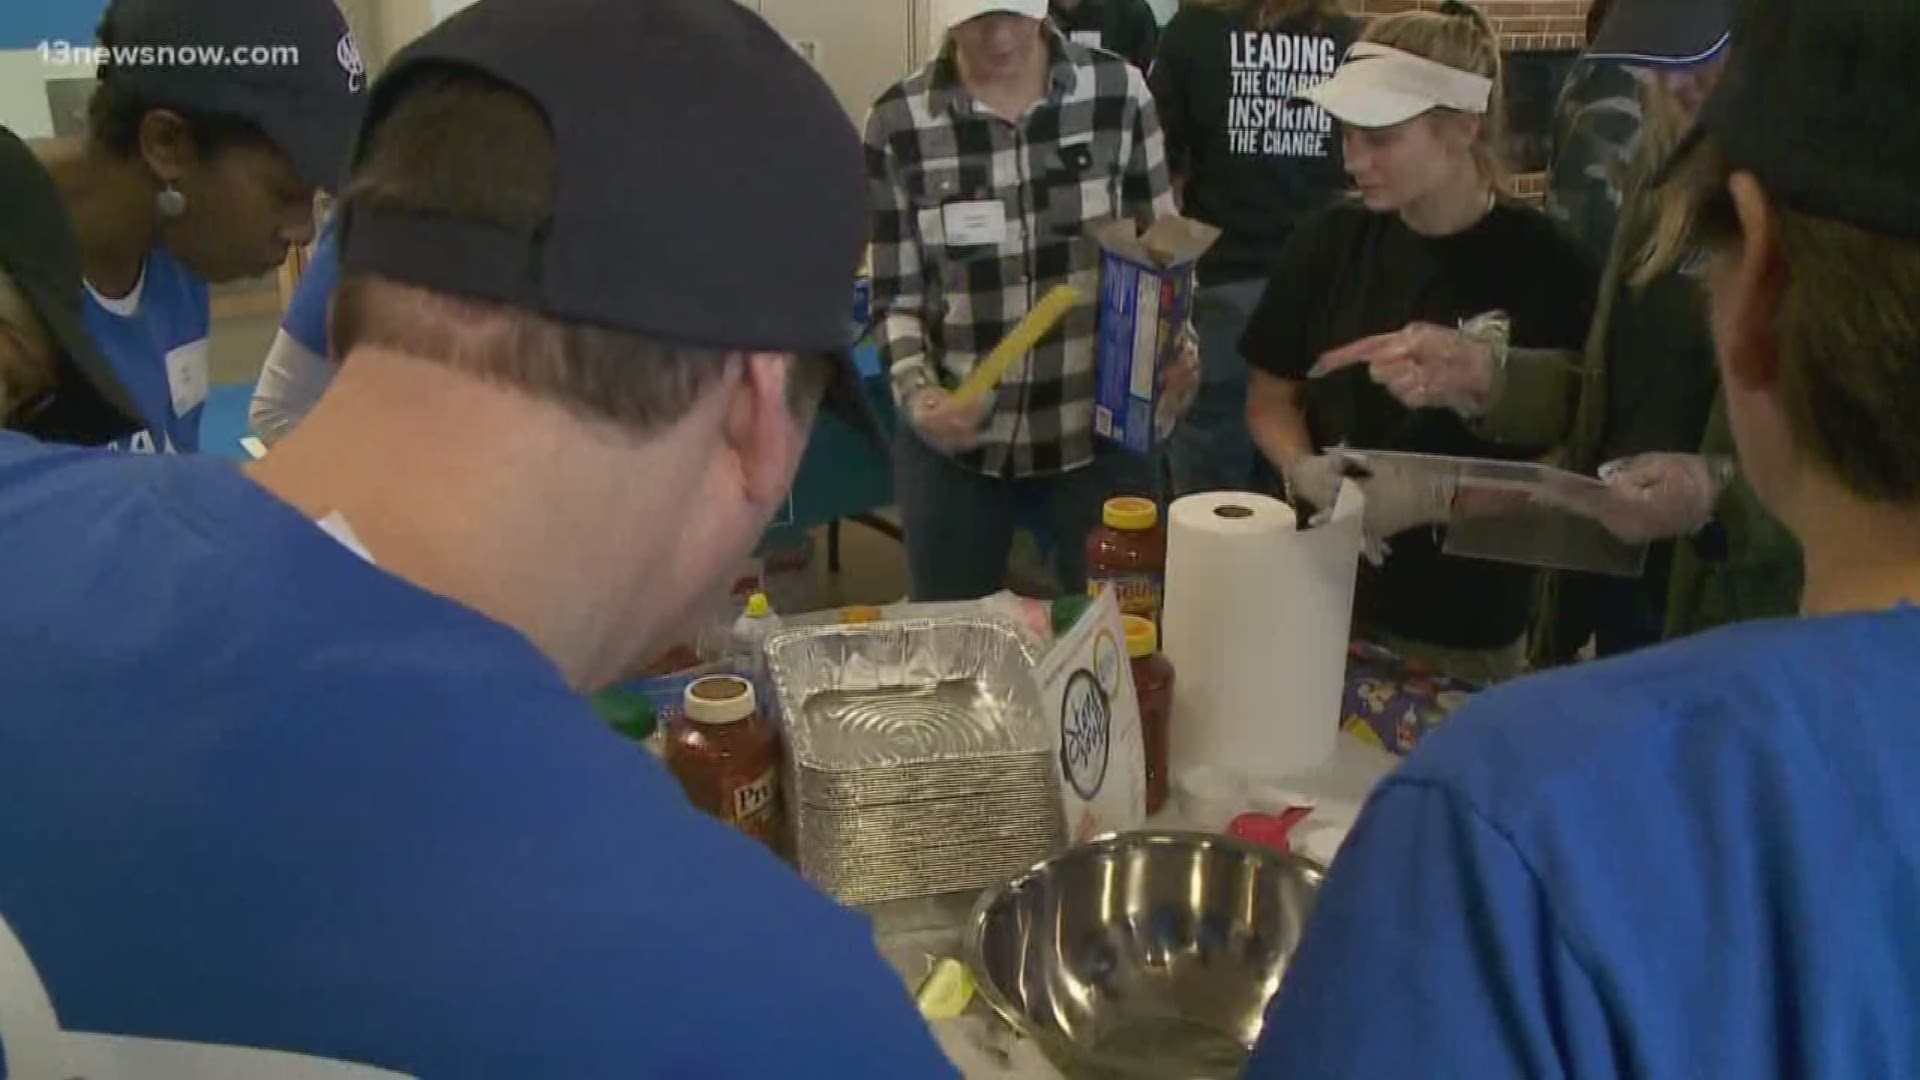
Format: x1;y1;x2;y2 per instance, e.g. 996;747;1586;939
1123;615;1175;815
1086;496;1166;620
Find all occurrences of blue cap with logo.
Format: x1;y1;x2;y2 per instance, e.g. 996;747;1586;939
95;0;368;192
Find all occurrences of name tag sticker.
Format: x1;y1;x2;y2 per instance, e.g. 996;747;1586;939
165;340;210;418
1071;30;1103;48
941;200;1008;247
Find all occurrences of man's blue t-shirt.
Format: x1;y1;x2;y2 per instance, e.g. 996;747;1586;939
1250;612;1920;1078
81;248;210;455
0;436;955;1078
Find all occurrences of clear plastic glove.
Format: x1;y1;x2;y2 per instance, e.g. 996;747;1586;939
1283;453;1347;514
1308;321;1499;417
1154;324;1203;441
1351;468;1457;565
1588;452;1735;543
1289;454;1456;566
907;387;992;454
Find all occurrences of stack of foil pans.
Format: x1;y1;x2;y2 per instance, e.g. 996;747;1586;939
767;617;1067;905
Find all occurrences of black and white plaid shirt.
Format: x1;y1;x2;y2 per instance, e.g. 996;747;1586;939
865;31;1176;478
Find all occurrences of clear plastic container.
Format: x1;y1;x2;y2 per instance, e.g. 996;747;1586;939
730;592;782;714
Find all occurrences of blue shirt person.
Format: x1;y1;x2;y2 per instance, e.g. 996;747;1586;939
1248;0;1920;1074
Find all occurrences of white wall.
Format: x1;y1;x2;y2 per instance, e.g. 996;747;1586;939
1147;0;1178;24
0;47;96;139
756;0;919;120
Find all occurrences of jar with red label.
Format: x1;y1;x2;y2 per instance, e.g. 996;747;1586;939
1123;615;1175;816
1086;497;1166;620
665;675;785;856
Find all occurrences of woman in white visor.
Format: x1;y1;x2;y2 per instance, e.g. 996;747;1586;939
1240;2;1599;683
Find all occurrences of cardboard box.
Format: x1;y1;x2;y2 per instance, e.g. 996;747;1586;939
1091;216;1221;454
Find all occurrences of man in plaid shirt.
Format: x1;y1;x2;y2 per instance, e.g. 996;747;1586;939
867;0;1191;601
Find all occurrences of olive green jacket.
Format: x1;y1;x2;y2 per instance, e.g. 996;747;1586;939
1474;184;1803;650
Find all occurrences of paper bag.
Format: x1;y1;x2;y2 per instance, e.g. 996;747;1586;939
1036;588;1147;842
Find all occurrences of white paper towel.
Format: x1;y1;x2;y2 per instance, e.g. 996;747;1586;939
1161;485;1363;780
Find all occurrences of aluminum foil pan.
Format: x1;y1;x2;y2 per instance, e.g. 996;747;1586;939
767;617;1070;905
767;617;1054;773
807;833;1063;906
792;755;1059;811
795;793;1064;854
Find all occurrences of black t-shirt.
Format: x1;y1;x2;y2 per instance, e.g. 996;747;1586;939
1050;0;1160;73
1149;4;1361;285
1242;200;1600;650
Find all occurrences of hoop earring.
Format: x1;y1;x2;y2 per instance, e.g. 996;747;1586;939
156;183;186;219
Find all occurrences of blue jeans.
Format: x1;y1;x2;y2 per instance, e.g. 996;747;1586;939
1169;278;1268;497
895;428;1159;601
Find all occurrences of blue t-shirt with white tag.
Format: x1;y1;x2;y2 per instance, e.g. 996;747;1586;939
0;435;955;1079
82;248;210;454
1249;612;1920;1079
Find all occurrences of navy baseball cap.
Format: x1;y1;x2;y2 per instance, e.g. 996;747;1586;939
1585;0;1731;66
96;0;368;192
338;0;878;438
1660;0;1920;242
0;126;142;445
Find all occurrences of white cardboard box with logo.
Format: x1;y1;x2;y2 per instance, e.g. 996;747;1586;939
1036;588;1146;843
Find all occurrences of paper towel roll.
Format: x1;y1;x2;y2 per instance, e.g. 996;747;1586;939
1161;486;1363;780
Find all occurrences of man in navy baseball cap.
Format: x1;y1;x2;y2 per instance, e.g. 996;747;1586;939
337;0;880;437
0;0;953;1074
1585;0;1732;68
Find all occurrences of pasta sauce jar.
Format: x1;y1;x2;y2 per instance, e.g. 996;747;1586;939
1086;497;1167;620
1123;615;1175;816
665;675;785;855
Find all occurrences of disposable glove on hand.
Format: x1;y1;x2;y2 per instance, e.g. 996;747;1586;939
907;387;992;454
1283;453;1347;514
1154;324;1202;441
1588;452;1734;543
1352;468;1457;566
1290;454;1456;566
1309;321;1500;417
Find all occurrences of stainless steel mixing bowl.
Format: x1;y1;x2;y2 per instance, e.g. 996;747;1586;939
965;831;1324;1079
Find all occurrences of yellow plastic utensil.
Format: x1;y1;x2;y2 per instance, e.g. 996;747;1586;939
916;957;977;1020
950;285;1084;407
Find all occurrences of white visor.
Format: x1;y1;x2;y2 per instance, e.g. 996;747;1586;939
935;0;1048;36
1296;42;1494;130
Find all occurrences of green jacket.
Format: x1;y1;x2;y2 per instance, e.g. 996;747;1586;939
1663;400;1804;638
1476;184;1803;649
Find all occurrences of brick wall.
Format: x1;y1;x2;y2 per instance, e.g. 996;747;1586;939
1344;0;1591;52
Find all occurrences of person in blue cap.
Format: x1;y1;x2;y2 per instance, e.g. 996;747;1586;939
1249;0;1920;1071
0;0;950;1074
33;0;365;453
